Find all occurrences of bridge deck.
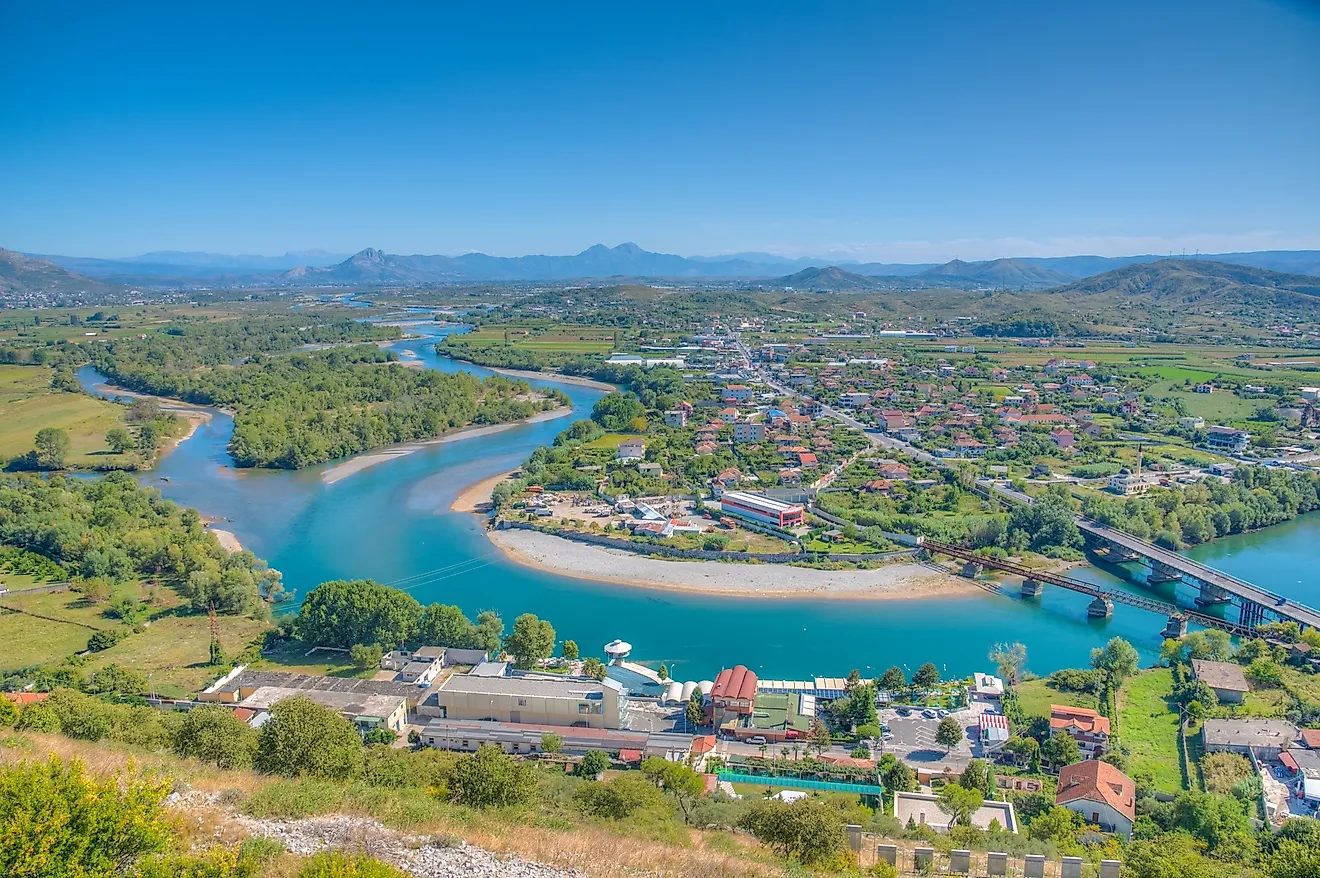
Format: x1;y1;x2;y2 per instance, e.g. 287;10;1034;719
1077;519;1320;629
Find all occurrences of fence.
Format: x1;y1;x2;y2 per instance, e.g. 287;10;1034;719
496;520;915;564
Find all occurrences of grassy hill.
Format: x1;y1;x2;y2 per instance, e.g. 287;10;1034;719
772;266;881;291
0;247;119;298
1048;259;1320;310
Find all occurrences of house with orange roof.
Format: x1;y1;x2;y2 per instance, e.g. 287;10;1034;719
1051;705;1111;758
1055;760;1136;838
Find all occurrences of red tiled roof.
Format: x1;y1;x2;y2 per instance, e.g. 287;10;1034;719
618;749;643;763
1055;760;1136;823
1300;729;1320;750
3;692;49;706
712;665;758;702
691;735;717;754
1051;705;1111;736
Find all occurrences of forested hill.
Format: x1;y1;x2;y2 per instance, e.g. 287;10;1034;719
89;318;567;469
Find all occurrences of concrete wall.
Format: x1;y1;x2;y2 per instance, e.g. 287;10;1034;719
1060;800;1132;839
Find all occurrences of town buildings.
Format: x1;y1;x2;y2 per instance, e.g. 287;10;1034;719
1190;659;1251;704
1055;760;1136;839
1050;705;1111;758
418;671;627;729
719;491;805;528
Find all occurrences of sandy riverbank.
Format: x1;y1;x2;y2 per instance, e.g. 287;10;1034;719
484;366;617;391
320;406;573;485
484;528;981;600
208;528;243;553
451;470;519;513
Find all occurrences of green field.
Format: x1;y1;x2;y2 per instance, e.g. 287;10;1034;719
1118;668;1183;794
452;325;617;354
0;365;135;467
1146;382;1263;422
1014;678;1096;718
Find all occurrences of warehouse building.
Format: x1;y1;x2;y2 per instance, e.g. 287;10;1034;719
417;671;627;729
719;491;805;528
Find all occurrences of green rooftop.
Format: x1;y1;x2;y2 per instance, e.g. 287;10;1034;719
750;692;811;733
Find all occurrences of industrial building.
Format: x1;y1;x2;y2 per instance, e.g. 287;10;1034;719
420;718;693;761
417;670;627;729
719;491;804;528
235;686;408;733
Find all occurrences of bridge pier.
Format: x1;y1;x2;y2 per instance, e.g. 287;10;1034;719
1194;580;1232;606
1088;596;1114;618
1020;577;1043;598
1147;561;1183;584
1162;613;1189;639
1239;601;1267;629
1105;539;1142;562
961;561;983;579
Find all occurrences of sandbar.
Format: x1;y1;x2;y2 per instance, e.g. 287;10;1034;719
320;406;572;485
209;528;243;553
451;469;519;513
484;366;617;391
484;527;981;601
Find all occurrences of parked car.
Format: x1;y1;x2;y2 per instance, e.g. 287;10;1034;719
937;709;950;718
922;708;938;719
895;707;912;717
747;735;767;745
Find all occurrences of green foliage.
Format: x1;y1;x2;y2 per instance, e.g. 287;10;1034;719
642;756;705;824
132;845;259;878
173;704;258;770
105;427;134;454
574;772;667;819
878;666;907;691
295;852;407;878
254;697;365;780
576;749;611;778
84;663;147;696
590;392;645;430
935;716;963;751
912;662;940;688
1040;731;1081;767
446;744;537;809
959;759;996;800
937;783;985;827
413;602;503;652
297;579;422;649
1091;637;1140;683
504;613;555;669
988;642;1028;684
1008;492;1081;552
0;696;17;727
561;639;578;660
738;798;847;866
349;643;383;670
16;700;62;733
34;427;71;470
0;756;172;878
540;733;563;754
582;657;607;680
87;628;127;652
0;472;278;612
685;692;705;728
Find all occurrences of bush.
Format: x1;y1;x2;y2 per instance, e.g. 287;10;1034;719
575;748;611;778
447;744;537;809
349;643;383;671
15;701;62;733
739;799;847;866
174;704;258;770
87;628;127;652
0;756;172;877
574;772;667;820
133;845;260;878
254;697;364;780
296;852;407;878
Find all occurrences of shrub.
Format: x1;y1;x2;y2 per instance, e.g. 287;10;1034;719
574;772;666;820
447;744;537;809
87;628;127;652
15;701;62;733
174;704;258;770
296;852;407;878
254;698;364;780
738;798;847;866
0;756;172;877
576;748;611;778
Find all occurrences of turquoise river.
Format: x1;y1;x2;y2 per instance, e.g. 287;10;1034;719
79;322;1320;683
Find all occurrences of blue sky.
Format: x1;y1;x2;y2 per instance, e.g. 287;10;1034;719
3;1;1318;261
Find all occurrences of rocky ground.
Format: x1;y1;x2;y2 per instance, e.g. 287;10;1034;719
169;792;581;878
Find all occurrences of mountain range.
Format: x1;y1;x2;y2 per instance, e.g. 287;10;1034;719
20;243;1320;288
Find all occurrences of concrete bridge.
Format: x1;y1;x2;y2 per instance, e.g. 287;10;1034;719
981;480;1320;631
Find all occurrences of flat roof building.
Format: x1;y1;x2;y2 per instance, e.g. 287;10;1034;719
1203;719;1299;759
893;791;1018;834
420;718;692;761
418;672;626;730
1191;659;1250;704
719;491;804;528
236;686;408;733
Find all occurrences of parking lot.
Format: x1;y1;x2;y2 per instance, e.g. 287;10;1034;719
875;703;991;768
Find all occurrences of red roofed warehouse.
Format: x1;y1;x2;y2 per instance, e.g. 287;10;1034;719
710;665;758;725
1055;760;1136;839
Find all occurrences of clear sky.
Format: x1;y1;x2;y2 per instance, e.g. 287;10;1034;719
3;1;1318;262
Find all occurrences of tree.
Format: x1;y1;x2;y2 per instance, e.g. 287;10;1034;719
1041;731;1081;767
642;756;705;824
685;691;705;728
1181;629;1234;662
106;427;134;454
935;717;963;752
807;718;832;755
414;603;477;648
296;579;422;649
937;783;985;827
575;772;665;819
254;697;364;780
562;639;579;660
960;759;996;799
988;642;1028;684
349;643;383;670
738;799;847;866
34;427;70;470
505;613;555;669
0;756;173;878
0;697;17;728
590;392;645;430
879;666;907;691
447;744;537;809
879;757;916;796
913;662;940;689
173;704;258;769
540;733;563;754
1026;805;1084;845
84;663;146;696
582;657;607;681
576;748;611;778
658;663;669;681
1007;492;1082;551
1091;637;1140;683
80;577;112;604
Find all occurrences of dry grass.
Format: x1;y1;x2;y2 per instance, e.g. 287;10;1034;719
0;733;785;878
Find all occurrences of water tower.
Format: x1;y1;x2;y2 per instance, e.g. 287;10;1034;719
604;639;632;666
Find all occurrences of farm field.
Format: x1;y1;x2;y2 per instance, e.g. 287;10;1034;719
0;365;133;467
450;324;619;354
